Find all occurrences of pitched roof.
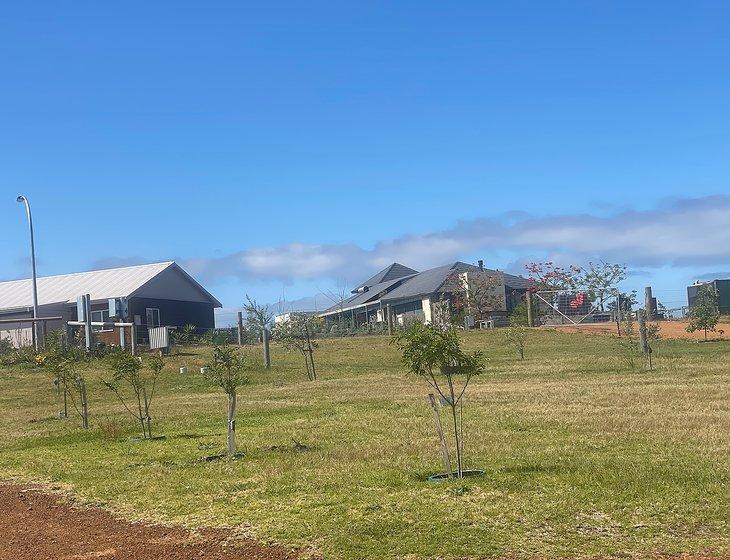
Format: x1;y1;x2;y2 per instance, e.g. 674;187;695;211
381;262;530;302
322;275;416;314
0;261;221;310
352;263;418;293
381;262;472;302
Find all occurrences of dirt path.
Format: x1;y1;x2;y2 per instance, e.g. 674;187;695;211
544;319;730;340
0;483;306;560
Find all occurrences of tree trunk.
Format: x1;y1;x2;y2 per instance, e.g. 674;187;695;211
79;378;89;430
262;327;271;368
136;392;147;439
308;349;317;381
428;394;452;478
227;390;237;459
304;326;316;380
446;378;462;478
142;387;152;438
303;352;312;381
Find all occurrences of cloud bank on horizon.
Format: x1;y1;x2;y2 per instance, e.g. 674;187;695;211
181;195;730;285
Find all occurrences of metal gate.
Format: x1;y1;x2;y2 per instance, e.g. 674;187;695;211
533;289;620;325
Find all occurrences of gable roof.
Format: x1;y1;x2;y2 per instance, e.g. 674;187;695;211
322;275;416;314
381;262;473;302
0;261;222;310
381;262;530;302
352;263;419;293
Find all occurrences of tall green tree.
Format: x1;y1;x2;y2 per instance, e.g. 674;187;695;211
578;261;628;311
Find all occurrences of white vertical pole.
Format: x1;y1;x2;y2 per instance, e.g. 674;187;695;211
17;196;40;350
84;294;92;351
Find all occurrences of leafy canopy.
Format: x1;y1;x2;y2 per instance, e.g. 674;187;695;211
393;323;484;389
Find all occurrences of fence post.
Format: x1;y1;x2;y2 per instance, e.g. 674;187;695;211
428;394;452;478
262;327;271;369
65;323;73;350
83;294;93;351
237;311;243;346
644;286;654;321
638;309;652;370
130;324;137;356
526;291;533;327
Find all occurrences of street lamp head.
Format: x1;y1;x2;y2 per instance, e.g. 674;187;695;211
16;195;26;203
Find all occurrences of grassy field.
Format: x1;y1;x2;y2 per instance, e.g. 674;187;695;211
0;329;728;559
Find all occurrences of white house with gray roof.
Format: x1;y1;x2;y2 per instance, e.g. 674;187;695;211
320;261;529;328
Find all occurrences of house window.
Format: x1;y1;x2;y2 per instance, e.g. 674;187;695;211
146;308;161;328
91;310;112;332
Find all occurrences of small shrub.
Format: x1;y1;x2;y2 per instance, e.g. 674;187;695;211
504;326;528;359
102;351;164;439
614;317;641;370
97;418;125;440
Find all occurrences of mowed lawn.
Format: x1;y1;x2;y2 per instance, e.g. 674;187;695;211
0;329;727;559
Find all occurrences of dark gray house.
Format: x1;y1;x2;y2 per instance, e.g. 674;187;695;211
687;279;730;315
320;261;529;328
0;261;221;346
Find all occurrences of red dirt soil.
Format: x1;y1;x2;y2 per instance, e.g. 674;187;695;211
0;483;309;560
544;320;730;340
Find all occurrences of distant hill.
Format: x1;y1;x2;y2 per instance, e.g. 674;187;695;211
214;295;327;327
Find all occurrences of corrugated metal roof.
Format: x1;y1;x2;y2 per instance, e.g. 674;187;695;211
0;261;176;309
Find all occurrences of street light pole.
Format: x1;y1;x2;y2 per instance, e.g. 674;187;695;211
16;195;40;349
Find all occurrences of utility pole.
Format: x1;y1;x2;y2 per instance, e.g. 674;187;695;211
16;195;40;350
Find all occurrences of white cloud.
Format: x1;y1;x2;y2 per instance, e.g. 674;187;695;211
181;195;730;283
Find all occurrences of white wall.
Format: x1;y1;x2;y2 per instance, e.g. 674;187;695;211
422;297;432;323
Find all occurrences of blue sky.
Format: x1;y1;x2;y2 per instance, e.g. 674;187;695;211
2;2;729;324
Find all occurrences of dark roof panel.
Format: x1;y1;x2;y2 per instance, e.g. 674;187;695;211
381;262;530;302
322;275;416;314
353;263;419;292
381;262;466;302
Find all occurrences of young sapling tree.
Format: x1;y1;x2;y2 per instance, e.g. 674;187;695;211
504;326;528;360
614;316;642;370
45;350;89;429
393;323;485;479
203;345;249;459
274;313;320;381
686;284;721;340
103;351;164;439
243;294;274;367
504;305;531;359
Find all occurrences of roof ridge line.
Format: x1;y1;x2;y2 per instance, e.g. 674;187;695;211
0;261;174;285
